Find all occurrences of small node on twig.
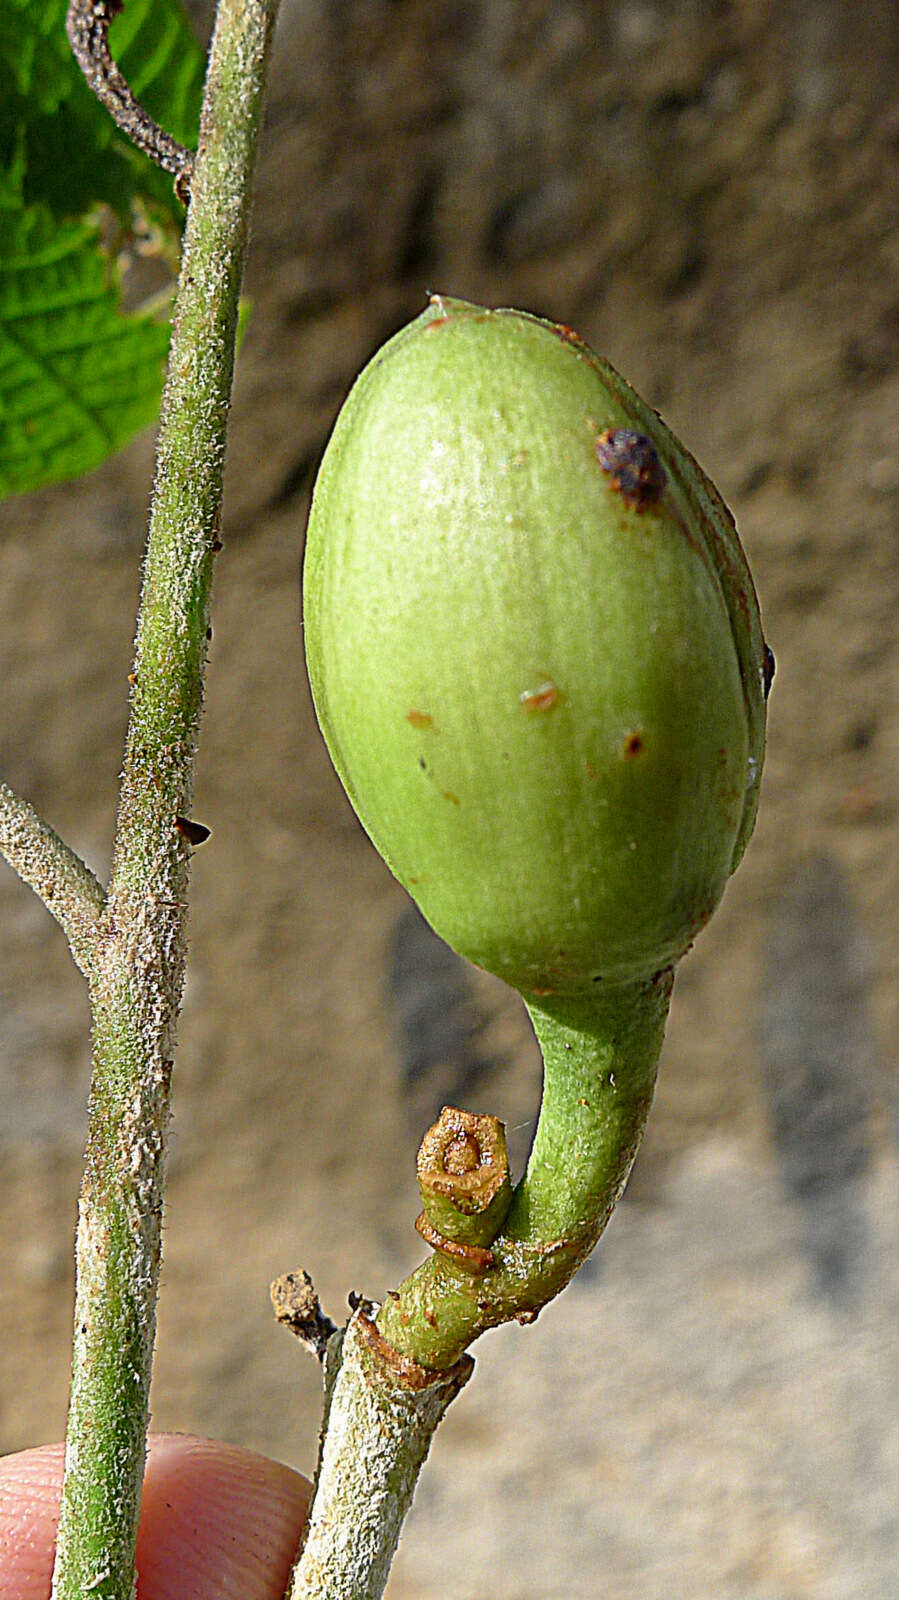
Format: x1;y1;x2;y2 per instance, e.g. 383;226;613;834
174;816;211;846
173;167;192;206
347;1288;374;1315
270;1269;337;1362
66;0;196;200
415;1106;512;1272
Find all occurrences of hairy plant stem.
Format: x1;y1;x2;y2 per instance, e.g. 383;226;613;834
0;782;105;978
48;2;280;1596
288;972;673;1600
289;1313;473;1600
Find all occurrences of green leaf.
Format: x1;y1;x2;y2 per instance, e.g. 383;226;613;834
110;0;204;150
0;0;205;499
0;204;170;497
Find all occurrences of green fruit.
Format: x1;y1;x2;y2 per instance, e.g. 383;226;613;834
303;297;768;996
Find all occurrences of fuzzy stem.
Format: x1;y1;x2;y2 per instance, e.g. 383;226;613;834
50;3;280;1596
0;781;105;978
377;972;674;1369
287;1313;473;1600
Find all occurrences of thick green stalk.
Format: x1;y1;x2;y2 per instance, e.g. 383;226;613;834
50;3;280;1596
288;974;673;1600
377;971;674;1369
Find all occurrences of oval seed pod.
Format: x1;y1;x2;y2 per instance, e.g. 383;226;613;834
304;297;768;999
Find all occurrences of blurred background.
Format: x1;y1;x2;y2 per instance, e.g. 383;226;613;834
1;1;898;1595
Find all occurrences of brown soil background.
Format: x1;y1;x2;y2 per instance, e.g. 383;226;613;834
1;3;898;1595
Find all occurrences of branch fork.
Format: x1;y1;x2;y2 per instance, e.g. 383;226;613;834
0;4;281;1597
278;976;671;1600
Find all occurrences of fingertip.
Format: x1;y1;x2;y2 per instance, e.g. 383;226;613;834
139;1434;310;1600
0;1437;310;1600
0;1442;64;1600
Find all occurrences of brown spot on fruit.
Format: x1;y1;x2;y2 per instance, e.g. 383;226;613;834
520;681;559;713
622;731;644;758
407;708;433;729
553;322;586;349
595;428;667;510
442;790;461;805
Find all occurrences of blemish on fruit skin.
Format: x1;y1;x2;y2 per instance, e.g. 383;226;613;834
690;890;718;931
520;681;559;713
622;731;644;758
595;428;667;510
553;322;587;349
442;791;460;805
407;708;433;729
